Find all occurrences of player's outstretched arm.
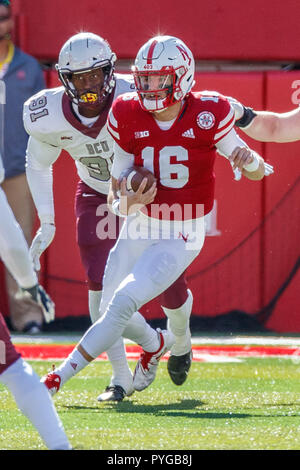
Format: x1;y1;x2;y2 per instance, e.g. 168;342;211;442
228;96;300;143
25;137;60;270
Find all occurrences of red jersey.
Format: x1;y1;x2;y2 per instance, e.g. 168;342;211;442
107;91;234;219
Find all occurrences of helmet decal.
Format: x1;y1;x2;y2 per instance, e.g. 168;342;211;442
176;45;192;66
146;39;158;65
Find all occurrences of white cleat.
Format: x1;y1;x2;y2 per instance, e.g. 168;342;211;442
133;329;175;391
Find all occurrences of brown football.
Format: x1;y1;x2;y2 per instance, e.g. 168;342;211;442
119;166;156;193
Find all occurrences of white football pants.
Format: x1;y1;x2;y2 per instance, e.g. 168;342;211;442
80;212;205;358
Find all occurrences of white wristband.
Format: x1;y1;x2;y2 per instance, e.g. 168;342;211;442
111;199;126;217
243;153;260;172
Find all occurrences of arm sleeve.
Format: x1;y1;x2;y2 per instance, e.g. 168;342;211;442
215;128;250;180
0;187;37;288
111;142;135;180
215;128;248;157
26;136;61;224
213;101;235;144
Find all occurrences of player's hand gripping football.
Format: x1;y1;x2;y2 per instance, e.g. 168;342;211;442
30;223;56;271
119;177;157;215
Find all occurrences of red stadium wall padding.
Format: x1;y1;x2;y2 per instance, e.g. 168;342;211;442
11;0;300;62
266;269;300;333
262;71;300;332
263;72;300;211
46;70;60;89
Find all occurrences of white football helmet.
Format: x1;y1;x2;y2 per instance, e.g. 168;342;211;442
132;35;195;112
56;32;117;106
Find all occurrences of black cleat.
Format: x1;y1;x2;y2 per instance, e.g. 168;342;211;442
97;385;127;402
167;350;193;385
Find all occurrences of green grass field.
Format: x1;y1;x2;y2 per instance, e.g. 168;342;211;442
1;352;300;450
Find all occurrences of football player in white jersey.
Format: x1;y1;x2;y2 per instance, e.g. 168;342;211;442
24;32;195;401
41;36;271;397
0;152;70;450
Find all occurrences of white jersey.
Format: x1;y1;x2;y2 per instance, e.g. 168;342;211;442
23;74;135;195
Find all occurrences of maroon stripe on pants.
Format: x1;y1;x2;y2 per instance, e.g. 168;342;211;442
75;181;121;290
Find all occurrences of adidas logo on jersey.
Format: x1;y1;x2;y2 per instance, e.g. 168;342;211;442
182;128;195;138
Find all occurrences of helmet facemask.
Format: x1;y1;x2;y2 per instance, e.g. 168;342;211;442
133;65;190;113
58;61;115;108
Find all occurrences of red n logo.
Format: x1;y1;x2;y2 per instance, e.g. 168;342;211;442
176;45;191;65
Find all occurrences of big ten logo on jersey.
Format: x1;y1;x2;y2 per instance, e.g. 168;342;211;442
291;80;300;105
205;200;221;236
0;340;5;365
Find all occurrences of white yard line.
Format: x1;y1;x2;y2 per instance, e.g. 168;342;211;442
11;333;300;346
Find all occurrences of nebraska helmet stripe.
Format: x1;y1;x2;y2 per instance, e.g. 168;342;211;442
146;39;158;65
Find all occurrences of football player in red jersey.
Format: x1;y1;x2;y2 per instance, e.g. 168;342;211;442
0;156;70;449
25;32;194;401
41;36;271;396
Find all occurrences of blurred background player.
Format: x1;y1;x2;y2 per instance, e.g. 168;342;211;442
0;0;45;333
24;32;194;401
230;95;300;142
0;149;70;450
41;35;269;396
